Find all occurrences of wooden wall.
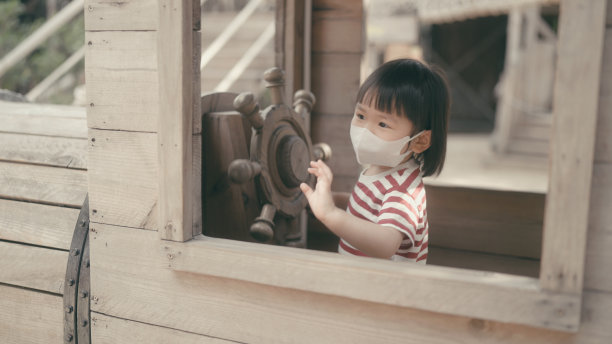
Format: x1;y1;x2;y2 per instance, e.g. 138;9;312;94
310;0;363;192
0;101;86;343
84;1;612;344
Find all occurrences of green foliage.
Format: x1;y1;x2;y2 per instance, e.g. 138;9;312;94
0;0;84;103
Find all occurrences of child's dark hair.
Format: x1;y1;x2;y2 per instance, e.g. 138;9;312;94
356;59;450;177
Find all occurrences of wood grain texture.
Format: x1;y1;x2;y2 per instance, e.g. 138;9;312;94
91;313;234;344
0;132;87;169
595;29;612;163
88;129;158;230
0;161;87;207
85;31;158;132
91;224;581;333
157;0;194;241
311;53;361;116
0;284;63;343
0;199;77;249
0;111;86;138
85;0;157;31
584;163;612;293
428;246;539;278
312;0;362;21
0;241;67;294
540;0;607;294
0;100;85;118
427;186;544;259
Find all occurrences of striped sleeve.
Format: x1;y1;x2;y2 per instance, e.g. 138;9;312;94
376;190;419;246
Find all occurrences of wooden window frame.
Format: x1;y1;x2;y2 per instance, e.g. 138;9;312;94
158;0;607;332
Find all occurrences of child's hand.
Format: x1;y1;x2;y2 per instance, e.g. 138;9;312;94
300;160;337;223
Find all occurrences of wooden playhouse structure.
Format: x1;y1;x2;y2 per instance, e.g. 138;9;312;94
1;0;612;342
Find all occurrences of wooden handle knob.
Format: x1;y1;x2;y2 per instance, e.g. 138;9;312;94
293;90;316;114
264;67;285;105
250;204;276;242
313;143;332;161
228;159;261;184
233;92;263;130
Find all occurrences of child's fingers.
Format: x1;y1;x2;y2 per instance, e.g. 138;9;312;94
316;160;334;182
300;183;313;198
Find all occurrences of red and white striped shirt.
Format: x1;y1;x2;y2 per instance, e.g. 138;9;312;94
339;158;429;263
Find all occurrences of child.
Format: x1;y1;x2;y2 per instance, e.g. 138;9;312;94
300;59;450;263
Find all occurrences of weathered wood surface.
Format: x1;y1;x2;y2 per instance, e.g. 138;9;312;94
88;129;157;230
0;132;87;169
311;54;361;116
312;0;362;53
595;29;612;164
0;284;63;343
91;313;234;344
87;223;612;341
85;0;157;31
540;0;607;294
0;108;86;138
429;246;539;278
0;199;77;249
157;0;195;241
584;163;612;293
0;241;67;294
0;161;87;207
427;186;544;259
91;224;580;333
85;31;158;132
0;100;85;118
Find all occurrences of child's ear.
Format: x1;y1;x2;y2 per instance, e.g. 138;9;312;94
410;130;432;153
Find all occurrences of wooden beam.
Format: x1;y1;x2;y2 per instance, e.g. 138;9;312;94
540;0;607;294
157;0;194;241
0;241;67;294
0;284;63;343
85;0;157;31
0;199;77;250
0;162;87;207
0;133;87;169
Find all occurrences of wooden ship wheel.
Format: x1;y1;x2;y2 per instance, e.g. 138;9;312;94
228;67;331;244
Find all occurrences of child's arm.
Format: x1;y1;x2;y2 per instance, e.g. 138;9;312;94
300;160;403;259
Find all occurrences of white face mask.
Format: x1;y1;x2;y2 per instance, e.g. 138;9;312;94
350;125;424;167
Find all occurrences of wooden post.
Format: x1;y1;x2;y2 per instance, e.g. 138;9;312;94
158;0;195;242
540;0;607;293
276;0;309;104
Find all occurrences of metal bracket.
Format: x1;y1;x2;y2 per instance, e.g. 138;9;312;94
63;195;91;344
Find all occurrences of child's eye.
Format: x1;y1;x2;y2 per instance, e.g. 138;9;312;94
378;122;389;128
356;114;365;120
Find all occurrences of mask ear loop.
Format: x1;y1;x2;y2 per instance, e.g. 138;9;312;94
409;131;426;166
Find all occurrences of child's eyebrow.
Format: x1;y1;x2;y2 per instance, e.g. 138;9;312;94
356;103;396;121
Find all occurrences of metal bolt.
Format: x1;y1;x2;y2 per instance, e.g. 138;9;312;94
65;333;73;342
80;291;88;299
81;320;88;327
71;249;80;256
65;306;73;313
67;279;75;286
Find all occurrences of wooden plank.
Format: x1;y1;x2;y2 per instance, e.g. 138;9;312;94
85;30;158;132
91;313;234;344
85;0;157;31
540;0;607;294
595;29;612;163
157;0;194;241
608;0;612;26
88;129;158;230
0;284;63;343
0;199;77;250
0;112;87;138
312;18;362;53
0;241;67;294
584;163;612;293
91;224;581;333
311;53;361;116
0;132;87;169
428;246;539;278
85;69;158;132
312;0;362;21
0;162;87;207
0;100;85;118
86;31;156;71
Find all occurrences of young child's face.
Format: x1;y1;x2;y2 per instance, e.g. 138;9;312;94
351;102;415;144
